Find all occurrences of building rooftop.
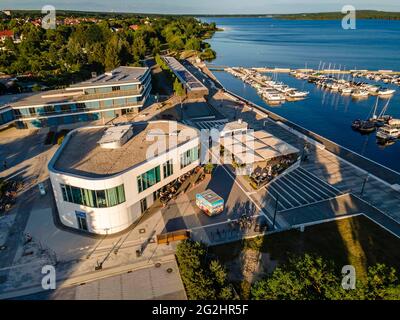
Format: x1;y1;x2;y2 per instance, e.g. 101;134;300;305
68;66;149;89
219;120;248;134
162;56;208;93
53;121;199;178
0;66;149;108
223;129;299;164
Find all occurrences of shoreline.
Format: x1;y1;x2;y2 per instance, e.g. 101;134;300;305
198;63;400;187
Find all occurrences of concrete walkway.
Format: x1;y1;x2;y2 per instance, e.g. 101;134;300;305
211;90;400;238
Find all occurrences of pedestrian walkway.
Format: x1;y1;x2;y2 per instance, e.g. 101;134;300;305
260;167;341;212
213;89;400;237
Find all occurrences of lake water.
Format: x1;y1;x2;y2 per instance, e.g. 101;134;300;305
201;17;400;172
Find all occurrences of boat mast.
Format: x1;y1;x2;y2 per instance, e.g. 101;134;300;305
378;97;391;119
371;96;379;119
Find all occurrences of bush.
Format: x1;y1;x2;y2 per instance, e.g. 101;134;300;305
176;240;235;300
251;254;400;300
204;162;215;174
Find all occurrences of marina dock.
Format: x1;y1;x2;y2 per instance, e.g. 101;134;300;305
208;64;400;75
190;62;400;238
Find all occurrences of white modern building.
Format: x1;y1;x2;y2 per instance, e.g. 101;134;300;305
0;66;151;129
48;120;200;235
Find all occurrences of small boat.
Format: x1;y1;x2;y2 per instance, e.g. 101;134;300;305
376;126;400;141
263;91;286;103
286;90;309;99
387;118;400;128
352;90;369;99
377;88;396;97
351;119;376;133
340;87;353;95
370;98;393;127
330;83;340;91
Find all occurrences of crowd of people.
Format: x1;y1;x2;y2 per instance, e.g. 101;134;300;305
250;154;298;188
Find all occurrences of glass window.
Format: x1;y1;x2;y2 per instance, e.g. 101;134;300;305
126;97;137;104
96;190;107;208
103;100;113;108
112;86;120;91
117;185;125;203
60;184;125;208
18;108;30;117
180;146;199;169
106;187;119;207
36;107;46;115
163;160;173;179
82;189;96;207
61;184;69;202
122;84;136;91
114;98;125;107
44;105;55;114
137;166;161;193
71;186;82;204
140;198;147;214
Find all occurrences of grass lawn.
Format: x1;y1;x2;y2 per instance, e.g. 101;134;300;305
210;215;400;281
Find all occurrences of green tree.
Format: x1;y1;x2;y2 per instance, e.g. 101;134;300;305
167;35;184;51
200;48;216;62
185;37;201;51
104;35;121;70
150;37;161;56
132;34;147;60
251;254;400;300
209;260;235;299
173;78;185;97
176;240;235;300
176;240;216;300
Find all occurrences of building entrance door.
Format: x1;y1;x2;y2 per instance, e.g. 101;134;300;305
76;211;88;231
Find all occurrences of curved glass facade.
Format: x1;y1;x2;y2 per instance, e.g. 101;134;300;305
61;184;125;208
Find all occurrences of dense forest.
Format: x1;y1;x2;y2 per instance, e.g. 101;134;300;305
0;12;218;89
276;10;400;20
196;10;400;20
176;240;400;300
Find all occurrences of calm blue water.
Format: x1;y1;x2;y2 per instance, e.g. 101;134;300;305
201;18;400;172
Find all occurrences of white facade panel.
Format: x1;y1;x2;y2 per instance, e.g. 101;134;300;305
49;122;200;235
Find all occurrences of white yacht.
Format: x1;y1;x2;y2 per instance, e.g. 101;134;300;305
286;90;309;99
330;83;340;91
376;126;400;140
352;90;369;99
378;88;396;97
263;91;286;103
340;87;353;95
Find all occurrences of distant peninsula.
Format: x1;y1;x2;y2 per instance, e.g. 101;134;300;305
198;10;400;20
274;10;400;20
2;9;399;20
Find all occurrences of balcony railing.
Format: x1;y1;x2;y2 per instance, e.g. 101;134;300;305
14;102;144;119
76;87;143;101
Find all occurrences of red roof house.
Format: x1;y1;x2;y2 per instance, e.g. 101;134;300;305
129;24;140;31
0;30;14;41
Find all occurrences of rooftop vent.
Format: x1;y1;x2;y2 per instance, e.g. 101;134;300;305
98;125;133;149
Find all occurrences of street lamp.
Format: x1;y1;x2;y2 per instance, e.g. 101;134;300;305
360;174;369;196
272;194;279;230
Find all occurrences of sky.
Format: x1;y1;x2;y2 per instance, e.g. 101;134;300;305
1;0;399;14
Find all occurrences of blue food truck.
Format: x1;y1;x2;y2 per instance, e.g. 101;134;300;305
196;189;224;216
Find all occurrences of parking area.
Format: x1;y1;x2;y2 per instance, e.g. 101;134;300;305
261;167;342;212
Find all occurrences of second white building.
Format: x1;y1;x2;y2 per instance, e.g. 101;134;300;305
48;120;200;235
